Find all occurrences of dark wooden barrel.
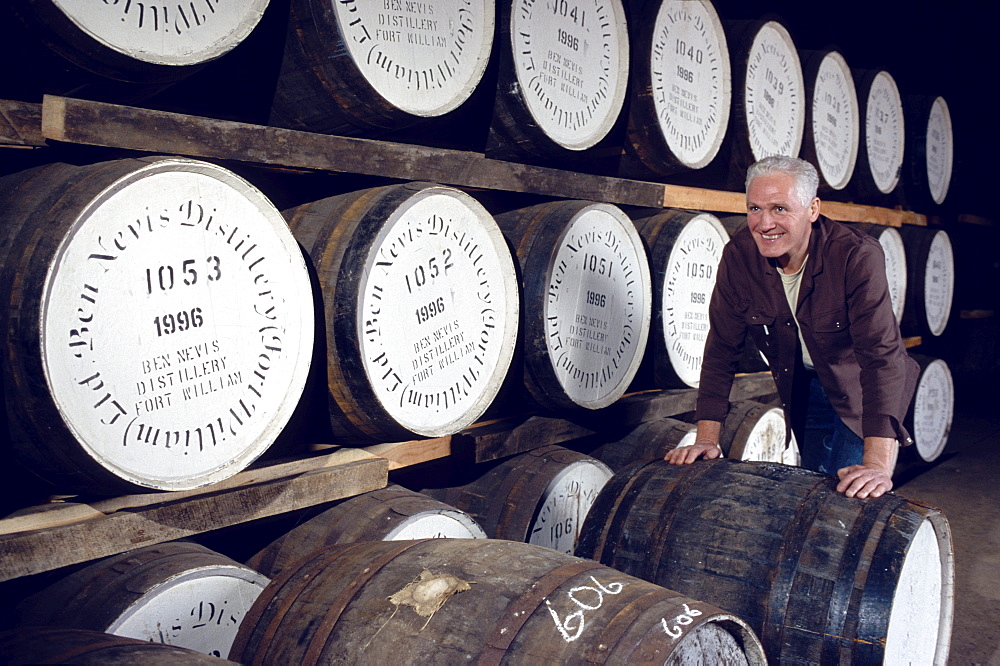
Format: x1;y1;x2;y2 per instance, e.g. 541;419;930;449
633;208;730;388
800;48;860;193
852;68;906;203
0;0;268;102
899;226;954;338
577;458;955;664
284;182;519;442
0;157;315;494
590;417;697;471
231;538;766;664
903;94;955;210
0;626;239;664
904;353;955;463
848;222;908;324
424;445;614;555
619;0;732;179
486;0;630;163
720;399;790;463
725;18;806;184
496;200;652;411
246;484;487;578
269;0;495;135
14;542;269;659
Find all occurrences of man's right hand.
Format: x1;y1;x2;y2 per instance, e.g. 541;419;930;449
664;419;724;464
664;440;722;464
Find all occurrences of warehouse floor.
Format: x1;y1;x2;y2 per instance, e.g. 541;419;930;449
893;371;1000;665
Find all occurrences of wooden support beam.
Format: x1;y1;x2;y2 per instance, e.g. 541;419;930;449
0;449;387;581
0;100;45;148
40;95;667;208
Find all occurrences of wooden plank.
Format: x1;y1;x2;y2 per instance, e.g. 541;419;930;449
0;100;45;147
661;181;926;228
361;436;453;470
662;184;745;214
40;95;667;208
0;449;387;581
821;200;926;227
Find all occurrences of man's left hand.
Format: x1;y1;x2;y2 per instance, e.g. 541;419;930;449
836;463;893;498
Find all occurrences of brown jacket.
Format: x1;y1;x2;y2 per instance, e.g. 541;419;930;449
696;215;918;445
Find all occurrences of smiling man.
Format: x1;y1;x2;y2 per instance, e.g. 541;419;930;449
665;155;920;499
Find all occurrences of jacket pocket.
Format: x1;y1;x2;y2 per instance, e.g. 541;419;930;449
806;307;852;360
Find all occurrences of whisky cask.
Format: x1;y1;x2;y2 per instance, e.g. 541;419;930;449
496;200;652;411
231;538;766;664
852;68;906;203
904;354;955;463
487;0;630;162
285;182;519;442
424;444;613;556
900;226;954;338
720;399;788;463
270;0;495;135
633;208;729;388
0;157;315;494
246;484;487;578
1;0;268;101
14;542;269;659
800;49;860;193
903;95;955;209
849;222;908;324
577;458;954;664
620;0;732;178
726;19;805;183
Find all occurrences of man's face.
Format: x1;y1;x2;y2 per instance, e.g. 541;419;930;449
746;172;819;271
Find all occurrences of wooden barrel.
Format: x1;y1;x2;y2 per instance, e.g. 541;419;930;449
800;48;860;193
633;208;730;388
619;0;732;178
14;542;269;659
905;354;955;463
246;484;487;578
725;18;806;183
487;0;630;162
903;95;955;210
269;0;495;135
852;68;906;203
231;538;767;664
0;157;315;494
849;222;908;324
577;458;955;664
899;226;954;338
0;626;239;664
496;200;652;411
720;399;789;463
0;0;268;101
590;416;697;471
285;182;519;442
424;445;613;555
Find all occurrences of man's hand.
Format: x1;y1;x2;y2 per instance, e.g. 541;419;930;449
665;440;722;464
835;436;898;498
836;463;893;498
665;420;723;465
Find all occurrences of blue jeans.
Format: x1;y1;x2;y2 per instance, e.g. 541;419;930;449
798;375;864;474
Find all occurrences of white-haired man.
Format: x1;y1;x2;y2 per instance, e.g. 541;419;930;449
665;156;919;498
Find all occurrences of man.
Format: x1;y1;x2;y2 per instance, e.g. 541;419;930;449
665;156;919;499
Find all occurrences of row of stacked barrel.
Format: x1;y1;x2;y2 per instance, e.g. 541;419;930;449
0;155;954;504
2;452;954;664
0;0;953;210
